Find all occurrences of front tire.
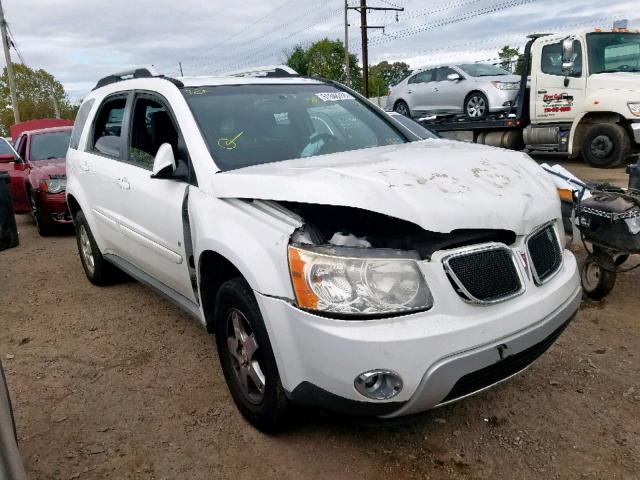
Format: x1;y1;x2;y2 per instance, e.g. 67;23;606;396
30;191;54;236
394;100;411;117
465;92;489;119
74;210;122;286
214;278;289;432
581;123;630;168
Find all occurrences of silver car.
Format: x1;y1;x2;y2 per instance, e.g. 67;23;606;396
387;63;521;119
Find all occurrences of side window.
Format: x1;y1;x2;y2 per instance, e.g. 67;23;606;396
15;135;26;160
92;96;127;157
541;41;583;77
69;99;95;150
128;96;179;170
408;70;434;84
436;67;457;81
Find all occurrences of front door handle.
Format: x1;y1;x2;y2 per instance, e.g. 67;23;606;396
79;161;89;172
433;88;439;92
537;89;547;94
406;89;412;94
117;177;130;190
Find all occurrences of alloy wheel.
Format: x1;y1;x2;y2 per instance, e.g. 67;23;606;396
79;225;95;275
226;308;266;404
467;95;486;118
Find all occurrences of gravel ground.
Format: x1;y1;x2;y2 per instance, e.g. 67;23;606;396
0;159;638;480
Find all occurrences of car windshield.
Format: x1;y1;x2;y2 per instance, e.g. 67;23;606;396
456;63;511;77
587;32;640;74
182;84;408;171
30;131;71;161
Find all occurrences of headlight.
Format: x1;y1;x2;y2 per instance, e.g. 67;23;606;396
491;81;519;90
626;215;640;234
288;245;433;316
628;102;640;117
39;178;66;194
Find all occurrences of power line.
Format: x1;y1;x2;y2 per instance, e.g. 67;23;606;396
6;23;24;64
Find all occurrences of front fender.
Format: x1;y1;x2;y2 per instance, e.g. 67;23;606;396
189;188;302;299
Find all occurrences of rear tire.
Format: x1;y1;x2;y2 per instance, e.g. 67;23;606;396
394;100;411;117
465;92;489;119
214;278;289;432
74;210;122;286
581;123;630;168
581;252;617;300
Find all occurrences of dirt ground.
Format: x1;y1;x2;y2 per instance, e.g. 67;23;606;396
1;158;638;480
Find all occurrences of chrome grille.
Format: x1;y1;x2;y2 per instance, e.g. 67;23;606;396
526;224;562;285
443;245;523;304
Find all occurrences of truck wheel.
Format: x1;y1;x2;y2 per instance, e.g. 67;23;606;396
74;210;122;286
465;92;488;119
214;278;289;432
394;100;411;117
581;252;617;300
581;124;630;168
29;191;54;237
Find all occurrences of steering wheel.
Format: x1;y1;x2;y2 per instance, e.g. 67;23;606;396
302;132;339;156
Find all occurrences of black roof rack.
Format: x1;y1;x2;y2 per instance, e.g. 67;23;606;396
92;66;184;91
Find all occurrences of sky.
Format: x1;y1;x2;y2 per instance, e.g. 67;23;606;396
3;0;639;102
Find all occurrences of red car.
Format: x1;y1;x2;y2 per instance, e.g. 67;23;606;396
8;126;73;235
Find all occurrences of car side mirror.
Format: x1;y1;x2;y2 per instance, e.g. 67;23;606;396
447;73;461;82
561;38;575;76
95;135;121;157
151;143;176;178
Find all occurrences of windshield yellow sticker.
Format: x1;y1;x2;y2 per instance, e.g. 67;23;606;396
315;92;354;102
217;131;244;150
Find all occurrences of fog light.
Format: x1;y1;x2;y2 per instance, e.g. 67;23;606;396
354;369;403;400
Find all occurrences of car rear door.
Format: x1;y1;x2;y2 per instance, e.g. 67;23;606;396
74;93;130;254
113;91;196;301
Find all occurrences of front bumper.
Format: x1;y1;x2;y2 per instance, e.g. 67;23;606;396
486;87;519;112
255;250;581;417
631;122;640;144
35;191;72;225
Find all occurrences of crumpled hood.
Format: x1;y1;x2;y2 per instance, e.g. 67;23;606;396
211;140;560;235
32;158;66;178
588;72;640;92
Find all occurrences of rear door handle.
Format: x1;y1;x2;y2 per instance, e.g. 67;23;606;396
117;177;130;190
406;90;412;94
433;88;439;92
79;161;89;172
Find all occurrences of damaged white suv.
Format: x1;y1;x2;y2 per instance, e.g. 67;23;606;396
66;66;581;430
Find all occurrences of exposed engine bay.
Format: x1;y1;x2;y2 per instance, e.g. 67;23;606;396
280;201;516;259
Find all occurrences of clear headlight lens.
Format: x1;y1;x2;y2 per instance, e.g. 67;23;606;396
491;81;519;90
288;245;433;316
628;102;640;117
40;178;66;194
626;215;640;234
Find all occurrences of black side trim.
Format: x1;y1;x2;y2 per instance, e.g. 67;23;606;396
181;187;199;303
289;381;405;417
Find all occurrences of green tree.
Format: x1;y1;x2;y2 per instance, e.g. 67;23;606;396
0;64;78;136
285;38;363;92
498;45;526;75
368;60;412;97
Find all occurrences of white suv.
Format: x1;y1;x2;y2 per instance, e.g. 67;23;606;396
66;66;581;430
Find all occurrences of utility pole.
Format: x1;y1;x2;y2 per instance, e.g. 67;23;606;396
0;0;19;123
50;93;60;119
178;61;184;76
344;0;349;87
348;1;403;98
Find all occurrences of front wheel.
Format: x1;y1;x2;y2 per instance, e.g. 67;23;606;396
214;278;289;432
581;252;617;300
581;124;630;168
30;191;54;236
465;92;488;119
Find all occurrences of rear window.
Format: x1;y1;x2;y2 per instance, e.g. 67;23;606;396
30;131;72;161
69;99;95;150
182;84;408;171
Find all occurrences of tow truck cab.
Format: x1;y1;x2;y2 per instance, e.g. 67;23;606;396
427;27;640;168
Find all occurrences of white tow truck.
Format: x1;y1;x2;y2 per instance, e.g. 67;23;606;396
422;25;640;168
